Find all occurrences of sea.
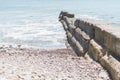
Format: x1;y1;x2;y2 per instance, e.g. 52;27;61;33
0;0;120;48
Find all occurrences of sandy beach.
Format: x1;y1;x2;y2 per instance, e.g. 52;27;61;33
0;46;111;80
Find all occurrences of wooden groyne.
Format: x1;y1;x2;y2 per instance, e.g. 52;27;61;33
59;11;120;80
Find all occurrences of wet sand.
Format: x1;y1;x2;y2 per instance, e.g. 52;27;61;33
0;47;111;80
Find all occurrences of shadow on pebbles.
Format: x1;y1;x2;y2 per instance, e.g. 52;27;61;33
0;47;111;80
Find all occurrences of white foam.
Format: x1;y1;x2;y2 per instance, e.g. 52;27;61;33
78;15;103;20
0;17;66;48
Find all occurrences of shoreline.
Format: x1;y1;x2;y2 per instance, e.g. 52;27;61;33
0;44;67;50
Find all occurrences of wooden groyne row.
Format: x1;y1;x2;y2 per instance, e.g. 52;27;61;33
59;11;120;80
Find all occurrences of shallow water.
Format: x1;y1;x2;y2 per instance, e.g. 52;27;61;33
0;0;120;48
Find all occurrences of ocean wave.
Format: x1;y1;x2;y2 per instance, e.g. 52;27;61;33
79;15;103;20
0;17;66;48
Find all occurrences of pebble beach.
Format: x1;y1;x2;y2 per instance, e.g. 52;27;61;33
0;46;111;80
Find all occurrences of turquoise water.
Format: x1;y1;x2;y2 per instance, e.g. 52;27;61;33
0;0;120;48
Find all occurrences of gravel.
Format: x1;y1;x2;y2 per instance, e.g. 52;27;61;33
0;46;111;80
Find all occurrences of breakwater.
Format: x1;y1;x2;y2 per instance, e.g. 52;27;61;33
59;11;120;80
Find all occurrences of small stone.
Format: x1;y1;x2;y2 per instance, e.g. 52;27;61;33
0;47;3;49
9;45;13;48
18;45;22;48
99;71;108;78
